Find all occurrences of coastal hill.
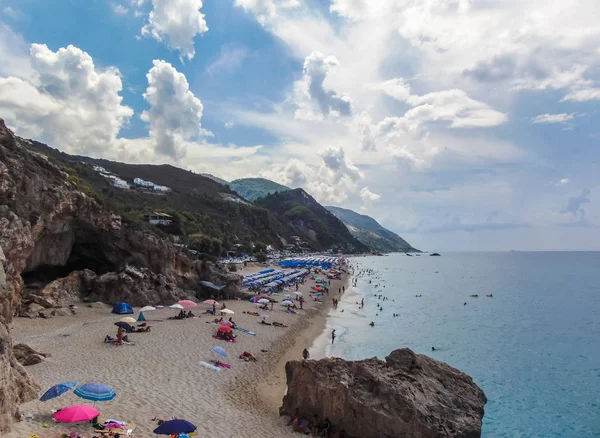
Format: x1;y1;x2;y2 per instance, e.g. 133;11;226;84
229;177;291;201
18;135;364;254
326;206;418;253
255;189;368;253
200;173;229;186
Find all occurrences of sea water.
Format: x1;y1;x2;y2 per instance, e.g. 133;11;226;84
314;252;600;438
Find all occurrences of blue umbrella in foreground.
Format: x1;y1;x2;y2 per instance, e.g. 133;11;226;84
40;381;78;402
74;383;116;402
153;419;197;435
212;346;227;358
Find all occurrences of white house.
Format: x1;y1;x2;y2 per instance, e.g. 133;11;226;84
144;212;172;225
112;178;129;189
134;178;154;187
93;165;106;172
153;184;170;192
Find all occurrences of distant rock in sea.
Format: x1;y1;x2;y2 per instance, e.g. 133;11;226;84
430;253;441;256
281;348;487;438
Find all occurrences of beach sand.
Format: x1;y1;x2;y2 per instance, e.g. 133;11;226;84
6;267;349;438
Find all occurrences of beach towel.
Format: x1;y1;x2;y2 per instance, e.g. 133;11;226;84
212;335;236;343
211;360;231;369
234;327;257;336
200;361;221;372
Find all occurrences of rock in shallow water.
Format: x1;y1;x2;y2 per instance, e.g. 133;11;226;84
281;348;487;438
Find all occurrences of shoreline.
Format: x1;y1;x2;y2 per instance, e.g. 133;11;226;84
6;264;351;438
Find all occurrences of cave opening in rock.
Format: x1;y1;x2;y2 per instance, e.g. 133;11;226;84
21;241;115;290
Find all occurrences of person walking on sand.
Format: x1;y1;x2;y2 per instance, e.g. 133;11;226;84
302;348;310;360
331;329;336;344
361;298;364;308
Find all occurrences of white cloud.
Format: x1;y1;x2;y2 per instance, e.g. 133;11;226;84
562;88;600;102
359;186;381;210
0;44;133;156
112;4;129;15
3;6;22;19
369;77;411;101
555;178;570;186
141;0;208;61
141;59;210;160
295;51;352;119
234;0;299;25
205;46;249;76
224;121;235;129
532;113;576;125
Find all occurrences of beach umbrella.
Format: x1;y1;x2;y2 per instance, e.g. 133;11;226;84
53;405;99;423
217;325;232;333
114;322;133;332
258;298;270;304
259;293;270;298
118;317;137;324
74;383;116;402
294;292;303;296
221;309;234;315
178;300;198;308
212;346;228;358
169;303;184;309
153;419;197;435
219;321;232;327
203;299;218;305
40;381;78;402
141;306;156;312
284;294;292;298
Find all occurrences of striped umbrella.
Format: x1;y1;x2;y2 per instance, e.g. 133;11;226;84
74;383;116;402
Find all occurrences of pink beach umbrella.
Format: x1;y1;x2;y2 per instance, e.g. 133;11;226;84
178;300;198;308
203;299;219;305
53;405;100;423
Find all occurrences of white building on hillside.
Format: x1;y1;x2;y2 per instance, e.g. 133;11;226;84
113;178;129;188
133;178;154;187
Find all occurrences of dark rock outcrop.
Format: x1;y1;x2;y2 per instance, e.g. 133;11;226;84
0;118;242;430
281;348;487;438
13;343;50;366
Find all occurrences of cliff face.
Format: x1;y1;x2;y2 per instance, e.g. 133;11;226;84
0;119;240;431
281;348;487;438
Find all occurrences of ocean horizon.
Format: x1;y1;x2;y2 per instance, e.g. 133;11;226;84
312;252;600;438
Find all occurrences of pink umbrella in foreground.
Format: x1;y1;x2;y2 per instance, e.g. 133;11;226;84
203;299;219;305
54;405;100;423
178;300;198;308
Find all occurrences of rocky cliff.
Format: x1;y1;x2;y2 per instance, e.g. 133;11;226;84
281;348;487;438
0;119;241;431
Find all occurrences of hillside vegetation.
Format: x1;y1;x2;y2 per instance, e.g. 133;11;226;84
230;178;290;201
256;189;368;253
22;139;366;254
326;206;418;253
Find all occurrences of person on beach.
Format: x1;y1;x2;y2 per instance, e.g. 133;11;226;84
303;348;310;360
212;303;216;314
331;329;336;344
361;298;364;308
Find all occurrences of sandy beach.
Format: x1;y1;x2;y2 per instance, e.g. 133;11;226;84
6;264;350;438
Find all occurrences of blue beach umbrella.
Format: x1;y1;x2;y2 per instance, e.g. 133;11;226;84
212;346;227;358
40;381;78;402
74;383;116;402
153;419;197;435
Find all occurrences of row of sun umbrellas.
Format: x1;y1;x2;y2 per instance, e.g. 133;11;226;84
41;382;197;434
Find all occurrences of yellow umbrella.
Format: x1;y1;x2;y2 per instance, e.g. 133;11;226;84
119;317;137;324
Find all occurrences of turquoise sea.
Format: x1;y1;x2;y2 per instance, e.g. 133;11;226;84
316;252;600;438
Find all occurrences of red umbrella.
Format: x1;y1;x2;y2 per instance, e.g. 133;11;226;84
53;405;100;423
217;325;232;333
203;299;218;305
178;300;198;308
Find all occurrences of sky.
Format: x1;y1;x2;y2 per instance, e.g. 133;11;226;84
1;0;599;251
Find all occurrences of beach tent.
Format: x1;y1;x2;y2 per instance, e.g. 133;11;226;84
112;302;133;314
137;312;146;322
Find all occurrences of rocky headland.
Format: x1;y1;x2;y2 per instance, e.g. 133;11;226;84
281;348;487;438
0;119;242;431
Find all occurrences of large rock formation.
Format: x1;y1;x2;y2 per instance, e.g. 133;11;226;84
281;348;487;438
0;119;242;430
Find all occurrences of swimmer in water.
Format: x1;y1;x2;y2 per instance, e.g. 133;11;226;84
431;347;436;351
369;321;374;327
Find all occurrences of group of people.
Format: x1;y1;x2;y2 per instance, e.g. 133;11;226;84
288;410;333;437
171;310;195;320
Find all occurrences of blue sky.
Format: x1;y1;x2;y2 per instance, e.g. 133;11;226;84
1;0;599;251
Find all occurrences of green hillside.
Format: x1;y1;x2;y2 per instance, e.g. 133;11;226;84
200;173;229;186
229;178;290;201
256;189;368;253
326;206;418;253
